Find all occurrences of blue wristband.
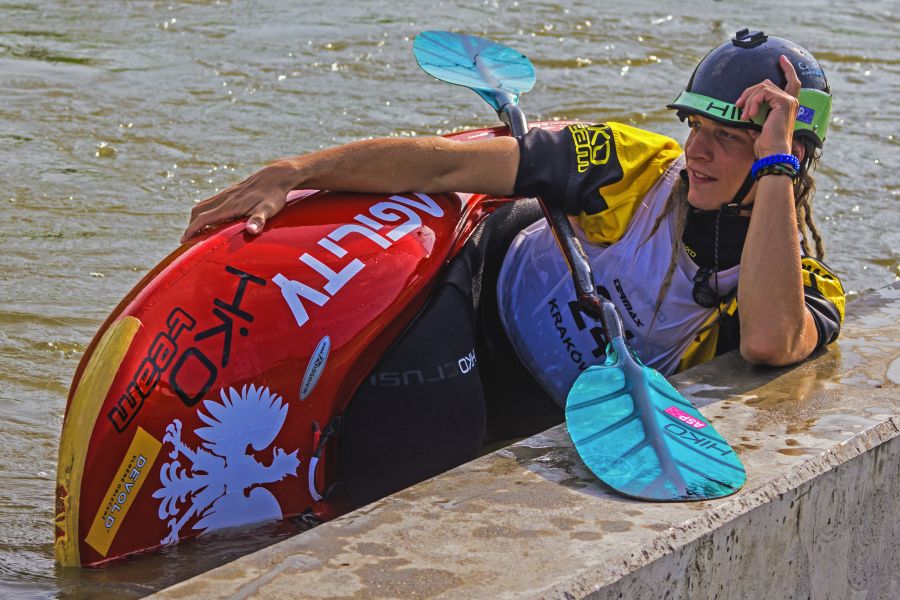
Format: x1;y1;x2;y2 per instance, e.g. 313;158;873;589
751;154;800;179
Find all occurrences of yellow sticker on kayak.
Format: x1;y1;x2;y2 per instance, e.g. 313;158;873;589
85;426;161;557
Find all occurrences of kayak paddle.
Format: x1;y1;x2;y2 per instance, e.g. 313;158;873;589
413;31;746;501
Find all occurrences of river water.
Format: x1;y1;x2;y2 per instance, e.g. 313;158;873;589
0;0;897;597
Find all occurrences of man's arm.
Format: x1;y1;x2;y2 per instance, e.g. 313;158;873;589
737;174;819;366
183;135;520;241
736;56;819;366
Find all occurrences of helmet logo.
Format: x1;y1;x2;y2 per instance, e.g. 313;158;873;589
797;105;815;125
797;61;825;79
703;99;741;121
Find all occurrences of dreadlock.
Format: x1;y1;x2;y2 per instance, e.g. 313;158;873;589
796;140;825;260
643;173;690;332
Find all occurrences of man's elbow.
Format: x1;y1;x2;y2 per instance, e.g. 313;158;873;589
739;314;818;367
740;338;803;367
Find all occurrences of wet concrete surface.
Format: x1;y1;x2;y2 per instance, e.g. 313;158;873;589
151;283;900;599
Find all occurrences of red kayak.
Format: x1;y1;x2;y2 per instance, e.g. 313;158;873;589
54;121;569;567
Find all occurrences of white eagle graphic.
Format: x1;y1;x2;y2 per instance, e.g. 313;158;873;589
152;384;300;545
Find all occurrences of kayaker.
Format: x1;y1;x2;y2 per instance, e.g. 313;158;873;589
182;30;845;508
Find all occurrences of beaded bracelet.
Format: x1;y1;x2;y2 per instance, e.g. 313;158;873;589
755;163;799;179
751;153;800;179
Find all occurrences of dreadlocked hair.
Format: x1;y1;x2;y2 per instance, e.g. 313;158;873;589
642;173;690;332
796;140;825;260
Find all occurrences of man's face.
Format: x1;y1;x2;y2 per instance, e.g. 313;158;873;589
683;115;758;210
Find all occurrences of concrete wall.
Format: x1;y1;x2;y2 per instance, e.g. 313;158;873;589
152;284;900;600
590;423;899;600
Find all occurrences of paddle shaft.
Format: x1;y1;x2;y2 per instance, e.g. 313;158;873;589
505;105;736;498
500;104;625;341
416;32;745;500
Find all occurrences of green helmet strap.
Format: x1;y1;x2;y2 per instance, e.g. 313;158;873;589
670;88;831;144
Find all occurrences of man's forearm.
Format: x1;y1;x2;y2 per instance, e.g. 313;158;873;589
183;134;519;240
283;135;519;196
737;175;818;365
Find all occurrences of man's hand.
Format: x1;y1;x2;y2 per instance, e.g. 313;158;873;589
181;160;296;242
735;55;801;159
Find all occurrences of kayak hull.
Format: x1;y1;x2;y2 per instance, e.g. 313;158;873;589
54;124;530;567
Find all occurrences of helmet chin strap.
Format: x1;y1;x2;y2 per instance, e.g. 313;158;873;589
680;168;755;216
720;170;755;216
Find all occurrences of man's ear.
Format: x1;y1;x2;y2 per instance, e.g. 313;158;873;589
791;139;806;163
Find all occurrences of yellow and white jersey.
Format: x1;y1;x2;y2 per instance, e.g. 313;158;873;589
505;122;845;406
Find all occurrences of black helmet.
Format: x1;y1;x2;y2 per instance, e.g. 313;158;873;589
667;29;831;148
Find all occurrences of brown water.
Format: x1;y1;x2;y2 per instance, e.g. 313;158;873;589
1;0;897;597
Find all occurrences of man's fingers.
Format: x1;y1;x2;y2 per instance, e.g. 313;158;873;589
190;190;237;221
191;195;222;220
780;55;802;97
245;213;266;234
181;217;206;243
181;164;291;242
245;199;284;234
182;202;241;242
190;175;256;219
184;197;279;241
742;90;766;120
182;212;217;242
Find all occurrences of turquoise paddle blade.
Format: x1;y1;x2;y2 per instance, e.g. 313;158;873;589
413;31;535;111
566;337;746;501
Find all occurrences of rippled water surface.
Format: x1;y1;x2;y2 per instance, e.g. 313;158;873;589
1;0;897;597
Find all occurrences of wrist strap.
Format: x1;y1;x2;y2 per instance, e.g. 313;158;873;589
751;153;800;179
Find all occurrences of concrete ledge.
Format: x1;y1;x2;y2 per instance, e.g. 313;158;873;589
152;284;900;599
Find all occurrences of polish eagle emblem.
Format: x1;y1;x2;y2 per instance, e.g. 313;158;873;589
152;384;300;544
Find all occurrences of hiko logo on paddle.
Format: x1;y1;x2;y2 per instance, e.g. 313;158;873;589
664;422;732;457
664;406;707;429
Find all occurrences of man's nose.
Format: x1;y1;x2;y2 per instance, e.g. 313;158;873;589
686;131;713;161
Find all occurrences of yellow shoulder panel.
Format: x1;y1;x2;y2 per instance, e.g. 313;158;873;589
577;122;682;245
